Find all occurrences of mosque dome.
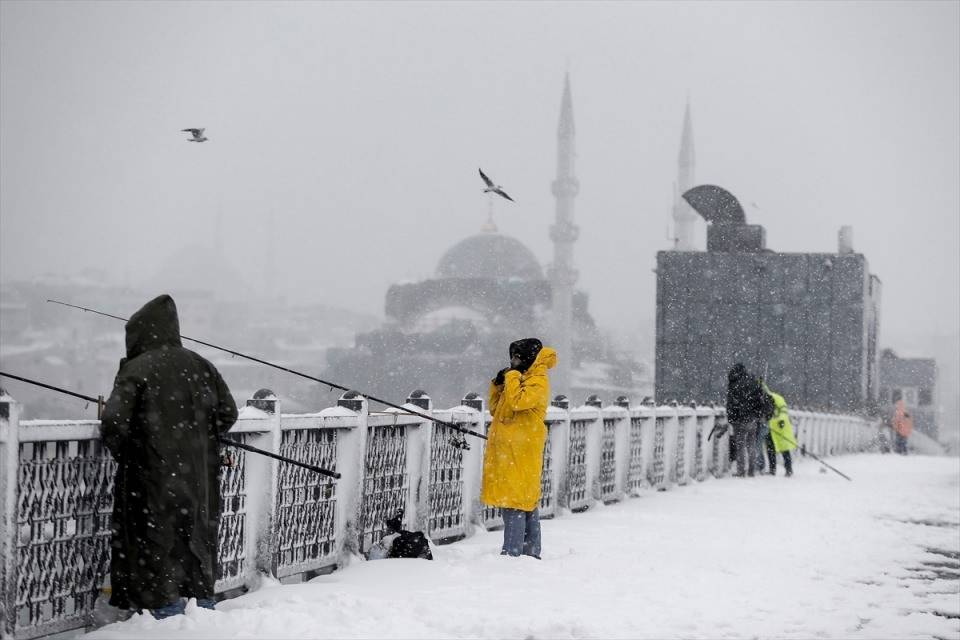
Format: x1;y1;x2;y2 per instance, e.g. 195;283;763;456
435;233;544;281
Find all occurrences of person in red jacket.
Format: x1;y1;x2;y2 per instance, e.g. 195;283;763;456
892;397;913;455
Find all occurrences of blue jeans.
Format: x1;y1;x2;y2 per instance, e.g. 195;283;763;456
501;508;541;558
149;597;216;619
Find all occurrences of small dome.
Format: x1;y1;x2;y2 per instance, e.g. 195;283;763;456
436;233;543;281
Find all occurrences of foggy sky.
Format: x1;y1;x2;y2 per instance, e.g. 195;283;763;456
1;1;958;354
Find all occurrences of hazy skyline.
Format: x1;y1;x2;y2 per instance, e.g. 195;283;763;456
2;1;958;358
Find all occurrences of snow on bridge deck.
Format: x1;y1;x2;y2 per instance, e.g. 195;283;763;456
87;454;959;640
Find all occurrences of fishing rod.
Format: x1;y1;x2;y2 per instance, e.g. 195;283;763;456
48;299;487;442
0;371;341;479
777;427;852;481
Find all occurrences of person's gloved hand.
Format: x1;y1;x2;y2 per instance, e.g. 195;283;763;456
493;368;509;386
778;419;785;429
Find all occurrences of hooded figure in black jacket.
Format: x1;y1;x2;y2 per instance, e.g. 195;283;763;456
100;295;238;616
726;363;765;477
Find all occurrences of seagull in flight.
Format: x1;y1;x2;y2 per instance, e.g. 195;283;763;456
479;168;515;202
182;128;208;142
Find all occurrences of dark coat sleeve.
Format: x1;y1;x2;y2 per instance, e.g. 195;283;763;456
212;367;238;434
100;364;143;459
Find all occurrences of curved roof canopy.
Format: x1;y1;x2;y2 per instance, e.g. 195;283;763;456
682;184;746;225
436;233;544;281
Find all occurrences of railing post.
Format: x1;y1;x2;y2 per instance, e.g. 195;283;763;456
335;391;368;560
405;390;432;534
255;391;281;579
550;395;571;511
0;392;20;639
458;393;485;535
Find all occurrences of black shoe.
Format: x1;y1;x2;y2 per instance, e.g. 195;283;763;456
747;471;755;477
785;470;793;477
768;470;776;476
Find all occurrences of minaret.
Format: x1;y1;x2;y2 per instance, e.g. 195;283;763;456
672;99;697;250
549;73;579;398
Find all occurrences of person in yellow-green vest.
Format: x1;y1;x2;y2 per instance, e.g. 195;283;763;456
763;382;796;477
481;338;557;558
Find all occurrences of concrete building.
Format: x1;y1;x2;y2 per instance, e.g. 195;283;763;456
655;188;882;412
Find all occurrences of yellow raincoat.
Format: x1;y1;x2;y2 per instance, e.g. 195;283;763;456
765;385;797;453
481;347;557;511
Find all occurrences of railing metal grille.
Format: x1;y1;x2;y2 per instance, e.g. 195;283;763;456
217;433;248;587
566;419;589;507
13;439;114;639
694;417;709;481
276;429;338;573
650;417;667;487
358;425;408;553
674;419;687;484
628;417;646;491
539;424;554;513
428;424;465;538
599;418;618;501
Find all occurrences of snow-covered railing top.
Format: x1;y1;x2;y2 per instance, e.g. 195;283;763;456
0;391;881;640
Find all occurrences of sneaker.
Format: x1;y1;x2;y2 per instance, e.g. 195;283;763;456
149;600;185;620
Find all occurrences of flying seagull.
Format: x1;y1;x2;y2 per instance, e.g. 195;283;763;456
478;168;515;202
182;128;207;142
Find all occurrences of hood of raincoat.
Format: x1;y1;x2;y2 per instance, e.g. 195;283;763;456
125;294;183;359
509;338;544;373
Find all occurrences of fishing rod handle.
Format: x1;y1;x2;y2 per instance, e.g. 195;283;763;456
218;435;342;479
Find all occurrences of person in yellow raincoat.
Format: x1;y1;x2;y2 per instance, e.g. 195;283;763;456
763;382;796;477
481;338;557;558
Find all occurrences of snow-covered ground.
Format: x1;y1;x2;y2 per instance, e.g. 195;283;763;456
87;454;960;640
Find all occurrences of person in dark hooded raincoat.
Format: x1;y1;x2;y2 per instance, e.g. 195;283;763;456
725;363;765;477
100;294;238;617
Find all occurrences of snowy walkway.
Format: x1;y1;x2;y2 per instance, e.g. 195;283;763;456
87;454;960;640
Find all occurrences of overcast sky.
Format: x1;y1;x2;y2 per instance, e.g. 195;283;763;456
1;0;957;354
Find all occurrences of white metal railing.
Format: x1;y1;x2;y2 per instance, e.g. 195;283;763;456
0;392;881;639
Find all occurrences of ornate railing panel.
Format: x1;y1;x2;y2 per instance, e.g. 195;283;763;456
538;424;555;515
693;415;710;481
275;428;338;577
566;419;589;510
627;416;647;492
598;418;618;502
357;424;408;554
650;417;667;488
216;433;248;591
427;423;465;540
7;424;113;640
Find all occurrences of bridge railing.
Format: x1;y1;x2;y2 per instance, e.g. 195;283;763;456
0;391;880;639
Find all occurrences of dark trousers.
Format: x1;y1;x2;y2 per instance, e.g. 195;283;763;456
768;449;793;475
501;508;541;558
764;432;777;472
732;421;758;476
894;434;908;455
